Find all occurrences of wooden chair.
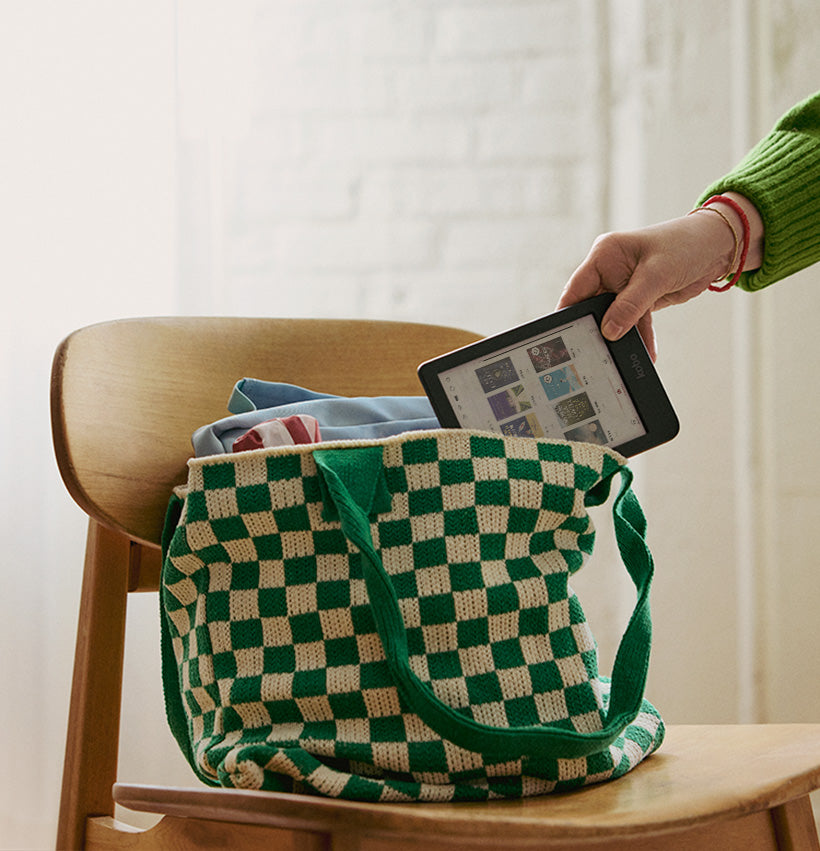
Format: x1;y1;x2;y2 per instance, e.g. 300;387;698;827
51;316;820;851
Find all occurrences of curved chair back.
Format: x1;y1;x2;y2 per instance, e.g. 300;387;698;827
51;316;480;547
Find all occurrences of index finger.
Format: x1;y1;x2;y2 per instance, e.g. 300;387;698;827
556;262;605;310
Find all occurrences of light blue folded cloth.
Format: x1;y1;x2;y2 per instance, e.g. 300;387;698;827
192;378;440;456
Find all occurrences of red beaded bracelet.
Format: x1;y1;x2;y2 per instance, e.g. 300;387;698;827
697;194;751;292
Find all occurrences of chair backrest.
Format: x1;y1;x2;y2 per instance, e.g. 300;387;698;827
51;316;480;548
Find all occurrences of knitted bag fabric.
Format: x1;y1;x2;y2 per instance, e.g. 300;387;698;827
160;430;663;802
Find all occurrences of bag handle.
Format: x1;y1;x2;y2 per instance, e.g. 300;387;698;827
314;444;654;761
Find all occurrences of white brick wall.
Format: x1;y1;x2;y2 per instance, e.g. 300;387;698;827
174;0;820;739
178;0;603;333
436;3;580;56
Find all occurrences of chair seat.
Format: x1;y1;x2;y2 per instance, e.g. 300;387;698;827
110;724;820;849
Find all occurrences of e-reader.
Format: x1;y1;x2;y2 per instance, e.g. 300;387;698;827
417;293;679;457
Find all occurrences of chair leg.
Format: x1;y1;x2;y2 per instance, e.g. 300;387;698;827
770;795;820;850
56;520;131;851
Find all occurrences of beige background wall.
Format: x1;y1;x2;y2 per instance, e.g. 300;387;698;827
1;2;819;847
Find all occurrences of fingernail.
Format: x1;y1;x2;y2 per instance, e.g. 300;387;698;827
602;320;622;340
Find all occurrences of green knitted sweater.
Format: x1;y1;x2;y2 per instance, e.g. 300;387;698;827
698;91;820;291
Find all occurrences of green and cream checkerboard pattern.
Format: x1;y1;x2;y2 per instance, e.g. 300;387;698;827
161;430;663;801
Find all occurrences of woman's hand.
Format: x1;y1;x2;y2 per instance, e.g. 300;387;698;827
558;193;763;361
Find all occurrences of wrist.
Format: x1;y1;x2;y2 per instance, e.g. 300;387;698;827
712;192;764;272
688;192;765;291
685;206;739;283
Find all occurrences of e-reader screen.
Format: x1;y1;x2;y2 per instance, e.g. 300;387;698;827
418;294;679;457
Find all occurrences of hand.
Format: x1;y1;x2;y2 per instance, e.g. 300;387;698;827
557;194;763;361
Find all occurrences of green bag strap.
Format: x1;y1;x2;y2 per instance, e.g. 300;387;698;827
314;444;654;762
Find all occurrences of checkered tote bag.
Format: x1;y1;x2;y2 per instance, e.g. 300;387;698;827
161;430;663;802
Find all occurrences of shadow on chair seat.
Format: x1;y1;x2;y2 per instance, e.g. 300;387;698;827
104;725;820;850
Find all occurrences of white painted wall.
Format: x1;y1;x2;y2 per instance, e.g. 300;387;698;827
628;0;820;727
2;2;819;847
757;0;820;722
0;3;178;847
175;0;605;332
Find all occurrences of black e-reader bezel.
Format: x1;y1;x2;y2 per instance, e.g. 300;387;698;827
417;293;679;457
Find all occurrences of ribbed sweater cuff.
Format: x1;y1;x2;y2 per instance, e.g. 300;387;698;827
697;129;820;292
